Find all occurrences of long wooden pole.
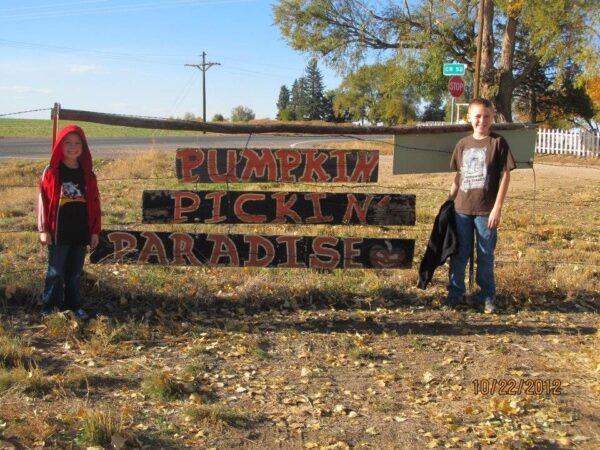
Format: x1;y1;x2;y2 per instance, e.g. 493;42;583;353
474;0;485;99
57;107;534;136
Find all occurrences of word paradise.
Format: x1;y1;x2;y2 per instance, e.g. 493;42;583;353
176;148;379;183
90;231;415;269
142;190;416;225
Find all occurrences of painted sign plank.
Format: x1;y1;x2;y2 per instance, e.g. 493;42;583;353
393;128;537;174
176;148;379;183
142;190;416;226
90;230;414;269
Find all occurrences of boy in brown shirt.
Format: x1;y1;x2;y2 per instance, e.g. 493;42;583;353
445;98;516;313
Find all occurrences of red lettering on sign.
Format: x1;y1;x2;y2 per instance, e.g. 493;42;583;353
244;235;276;267
207;149;238;182
240;149;276;181
343;237;363;268
139;232;168;264
304;192;334;223
170;232;203;265
343;194;374;224
331;150;349;182
349;152;378;182
234;193;267;223
299;150;329;182
309;236;340;269
177;148;205;183
205;191;226;224
276;236;304;268
207;234;240;266
272;192;301;223
276;149;302;182
171;191;200;224
108;231;137;262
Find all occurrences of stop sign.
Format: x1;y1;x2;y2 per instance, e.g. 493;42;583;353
448;76;464;98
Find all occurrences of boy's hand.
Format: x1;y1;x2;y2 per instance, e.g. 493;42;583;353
488;208;502;229
39;232;51;245
90;234;99;249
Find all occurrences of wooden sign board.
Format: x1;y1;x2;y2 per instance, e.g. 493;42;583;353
176;148;379;183
392;128;538;174
90;230;414;269
142;190;416;226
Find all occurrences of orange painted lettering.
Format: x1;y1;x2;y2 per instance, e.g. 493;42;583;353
171;191;200;224
272;192;301;223
349;151;379;182
299;150;329;182
234;193;267;223
139;232;169;264
244;235;275;267
177;148;205;183
276;236;304;268
170;233;203;265
240;149;276;181
207;234;240;266
309;237;340;269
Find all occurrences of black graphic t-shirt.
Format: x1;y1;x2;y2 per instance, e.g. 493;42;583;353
56;163;89;245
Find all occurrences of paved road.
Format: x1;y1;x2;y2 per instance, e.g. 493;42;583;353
0;135;383;159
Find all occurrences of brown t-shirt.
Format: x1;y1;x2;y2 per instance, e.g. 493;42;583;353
450;132;516;215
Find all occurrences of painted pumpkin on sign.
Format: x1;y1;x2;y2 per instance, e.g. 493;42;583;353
368;240;406;268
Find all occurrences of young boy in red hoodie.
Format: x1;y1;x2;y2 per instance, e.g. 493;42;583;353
37;125;101;319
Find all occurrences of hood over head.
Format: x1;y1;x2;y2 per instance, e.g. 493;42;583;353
50;125;93;172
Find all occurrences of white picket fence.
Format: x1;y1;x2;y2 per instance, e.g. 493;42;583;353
536;128;600;157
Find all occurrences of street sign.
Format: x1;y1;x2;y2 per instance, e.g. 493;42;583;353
448;76;464;98
443;63;466;76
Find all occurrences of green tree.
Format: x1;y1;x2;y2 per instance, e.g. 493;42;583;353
420;99;446;122
273;0;599;122
211;113;225;122
304;58;326;120
230;105;255;122
333;62;418;125
276;85;290;119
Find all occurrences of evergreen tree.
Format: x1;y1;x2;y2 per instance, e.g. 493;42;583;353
304;58;326;120
276;85;290;119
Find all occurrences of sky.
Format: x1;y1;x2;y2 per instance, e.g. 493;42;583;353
0;0;341;121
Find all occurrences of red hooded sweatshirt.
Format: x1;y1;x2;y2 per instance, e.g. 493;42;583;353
37;125;101;243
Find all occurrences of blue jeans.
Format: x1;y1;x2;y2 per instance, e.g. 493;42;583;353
448;213;497;302
42;244;86;313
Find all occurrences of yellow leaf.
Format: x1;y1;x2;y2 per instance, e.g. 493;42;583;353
427;439;440;448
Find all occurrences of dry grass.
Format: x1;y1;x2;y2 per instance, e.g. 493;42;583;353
0;150;599;449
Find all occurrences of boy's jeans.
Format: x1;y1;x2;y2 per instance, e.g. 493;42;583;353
448;213;497;302
42;244;86;313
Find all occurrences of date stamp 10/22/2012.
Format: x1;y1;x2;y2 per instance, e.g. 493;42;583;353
473;378;563;396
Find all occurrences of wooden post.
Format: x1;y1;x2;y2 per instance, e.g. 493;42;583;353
51;102;60;147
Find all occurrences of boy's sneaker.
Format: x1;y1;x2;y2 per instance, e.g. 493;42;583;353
484;298;496;314
74;308;89;320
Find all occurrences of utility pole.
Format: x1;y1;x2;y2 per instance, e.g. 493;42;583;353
185;52;220;123
474;0;485;99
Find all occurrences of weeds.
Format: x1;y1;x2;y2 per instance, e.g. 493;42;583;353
141;370;185;400
185;404;255;428
79;409;125;447
0;365;52;396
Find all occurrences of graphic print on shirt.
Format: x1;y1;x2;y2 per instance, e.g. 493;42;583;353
60;181;86;205
460;147;487;192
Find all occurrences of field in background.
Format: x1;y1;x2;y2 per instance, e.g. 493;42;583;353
0;150;598;449
0;118;213;138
